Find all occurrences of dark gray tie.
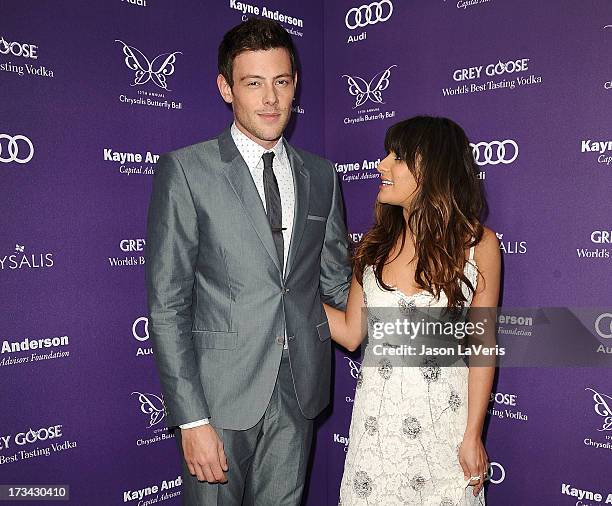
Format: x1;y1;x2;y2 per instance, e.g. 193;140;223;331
262;151;284;272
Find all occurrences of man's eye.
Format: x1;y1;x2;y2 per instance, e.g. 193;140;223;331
277;79;288;85
248;81;259;87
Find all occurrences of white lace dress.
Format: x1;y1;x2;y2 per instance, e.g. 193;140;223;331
339;248;485;506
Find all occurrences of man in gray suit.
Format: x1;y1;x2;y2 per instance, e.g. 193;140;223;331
145;19;351;505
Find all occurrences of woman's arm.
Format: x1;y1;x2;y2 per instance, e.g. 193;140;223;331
323;273;367;352
459;226;501;496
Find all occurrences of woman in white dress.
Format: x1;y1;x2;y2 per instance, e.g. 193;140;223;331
324;116;501;505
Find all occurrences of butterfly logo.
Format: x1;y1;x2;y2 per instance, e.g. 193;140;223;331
585;387;612;431
15;244;24;253
115;40;182;90
342;64;397;108
344;356;362;379
132;391;167;428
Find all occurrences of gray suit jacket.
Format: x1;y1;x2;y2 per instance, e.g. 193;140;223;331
145;126;351;430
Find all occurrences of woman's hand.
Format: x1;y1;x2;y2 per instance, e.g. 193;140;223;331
459;435;488;497
322;274;367;352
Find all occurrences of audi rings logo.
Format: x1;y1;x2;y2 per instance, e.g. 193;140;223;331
470;140;518;166
0;134;34;164
486;461;506;484
345;0;393;30
132;316;149;341
595;313;612;339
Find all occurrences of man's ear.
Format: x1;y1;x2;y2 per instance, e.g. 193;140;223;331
217;74;233;104
293;71;298;92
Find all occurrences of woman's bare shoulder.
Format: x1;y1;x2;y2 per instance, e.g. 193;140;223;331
474;226;501;268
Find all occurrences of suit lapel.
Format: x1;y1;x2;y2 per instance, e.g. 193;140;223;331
284;141;309;280
218;127;282;275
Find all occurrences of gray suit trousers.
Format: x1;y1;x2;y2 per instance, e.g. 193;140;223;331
176;353;314;505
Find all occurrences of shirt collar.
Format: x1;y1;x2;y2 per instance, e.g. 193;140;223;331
230;122;285;171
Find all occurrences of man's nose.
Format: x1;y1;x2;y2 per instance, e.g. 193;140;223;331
263;83;279;106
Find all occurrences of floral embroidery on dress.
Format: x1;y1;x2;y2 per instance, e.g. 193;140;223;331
420;357;442;383
364;416;378;435
398;297;417;314
377;358;393;380
402;416;422;439
353;471;373;498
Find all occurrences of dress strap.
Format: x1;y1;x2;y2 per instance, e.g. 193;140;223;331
468;237;476;261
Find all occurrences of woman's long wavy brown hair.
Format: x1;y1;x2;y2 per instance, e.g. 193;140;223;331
353;116;486;310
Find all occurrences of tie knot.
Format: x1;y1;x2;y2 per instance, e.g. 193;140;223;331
262;151;275;169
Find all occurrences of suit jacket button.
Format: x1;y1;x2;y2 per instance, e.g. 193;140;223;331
276;336;284;345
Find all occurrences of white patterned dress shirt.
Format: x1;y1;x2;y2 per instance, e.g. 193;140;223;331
230;122;295;270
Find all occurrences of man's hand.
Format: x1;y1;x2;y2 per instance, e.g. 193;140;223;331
181;424;228;483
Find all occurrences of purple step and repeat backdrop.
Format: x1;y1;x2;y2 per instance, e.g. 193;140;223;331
1;1;611;505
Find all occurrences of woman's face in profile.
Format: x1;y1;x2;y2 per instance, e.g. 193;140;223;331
376;151;418;208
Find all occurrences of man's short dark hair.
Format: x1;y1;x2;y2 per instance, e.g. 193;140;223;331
218;18;296;87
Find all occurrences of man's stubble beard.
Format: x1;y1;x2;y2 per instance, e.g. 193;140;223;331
238;109;292;144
